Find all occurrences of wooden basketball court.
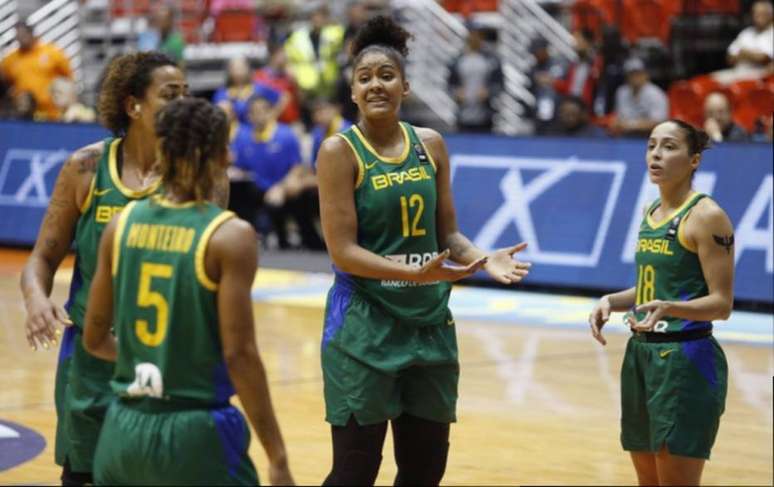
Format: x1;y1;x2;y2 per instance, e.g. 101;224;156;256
0;248;771;485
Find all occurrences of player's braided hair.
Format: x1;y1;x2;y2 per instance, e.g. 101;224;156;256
98;52;178;135
154;98;229;203
351;16;412;79
668;119;712;156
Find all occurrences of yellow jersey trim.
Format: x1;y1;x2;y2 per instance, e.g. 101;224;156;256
79;175;96;214
352;122;410;164
152;195;198;209
254;121;277;143
195;211;236;291
112;200;136;277
336;133;365;188
677;208;699;253
108;138;162;199
646;192;701;229
326;115;343;138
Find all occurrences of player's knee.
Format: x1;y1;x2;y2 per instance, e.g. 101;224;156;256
324;449;383;486
394;440;449;486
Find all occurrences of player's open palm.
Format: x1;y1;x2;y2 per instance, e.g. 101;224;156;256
588;297;611;346
24;295;71;351
416;249;488;283
484;242;531;284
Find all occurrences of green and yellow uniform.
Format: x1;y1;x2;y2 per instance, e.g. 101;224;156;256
93;197;258;485
322;123;458;426
56;137;160;471
621;192;728;459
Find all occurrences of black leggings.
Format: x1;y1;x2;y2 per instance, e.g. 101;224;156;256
61;458;92;486
323;414;450;486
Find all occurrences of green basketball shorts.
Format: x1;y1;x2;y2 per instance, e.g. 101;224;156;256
94;399;259;485
620;334;727;459
321;283;459;426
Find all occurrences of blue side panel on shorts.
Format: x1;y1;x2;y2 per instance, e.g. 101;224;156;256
58;325;77;363
680;339;718;389
322;270;353;350
678;291;712;332
64;254;82;314
212;361;235;404
210;406;247;478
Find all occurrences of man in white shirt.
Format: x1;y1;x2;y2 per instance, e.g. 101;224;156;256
714;0;773;84
612;58;669;137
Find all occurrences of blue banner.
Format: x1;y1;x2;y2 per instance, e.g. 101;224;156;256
446;134;773;303
1;121;772;303
0;120;109;245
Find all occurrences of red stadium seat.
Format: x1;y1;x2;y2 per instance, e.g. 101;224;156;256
571;0;609;39
621;0;671;44
734;85;774;132
213;9;258;42
669;80;704;126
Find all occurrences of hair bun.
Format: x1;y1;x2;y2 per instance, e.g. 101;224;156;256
351;16;411;59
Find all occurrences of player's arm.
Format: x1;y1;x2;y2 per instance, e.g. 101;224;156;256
636;200;734;326
20;143;101;350
317;136;485;283
211;219;294;485
419;127;530;284
588;288;636;346
82;216;118;361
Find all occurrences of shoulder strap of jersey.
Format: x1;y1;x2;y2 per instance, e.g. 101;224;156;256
194;210;236;292
334;130;366;189
402;122;438;173
111;199;137;276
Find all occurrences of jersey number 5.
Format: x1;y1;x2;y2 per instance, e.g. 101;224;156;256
400;194;426;238
136;262;173;347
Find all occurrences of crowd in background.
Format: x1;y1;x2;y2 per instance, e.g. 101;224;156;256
0;0;772;249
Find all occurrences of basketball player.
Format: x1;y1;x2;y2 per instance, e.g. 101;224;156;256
82;97;293;485
316;16;531;485
19;52;227;485
589;120;734;486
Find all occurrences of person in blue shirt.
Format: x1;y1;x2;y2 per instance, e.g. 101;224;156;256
232;92;322;249
212;56;286;125
310;97;353;169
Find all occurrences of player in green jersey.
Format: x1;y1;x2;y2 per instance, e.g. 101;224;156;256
19;52;226;485
588;120;734;486
316;17;531;486
83;97;293;485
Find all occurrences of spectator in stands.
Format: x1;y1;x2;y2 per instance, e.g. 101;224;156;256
0;21;73;120
214;56;285;125
284;3;345;122
703;92;749;142
333;37;359;124
232;93;319;249
137;3;186;64
254;45;301;125
528;37;563;133
50;77;96;123
543;95;605;137
8;91;37;120
448;27;503;132
610;57;668;137
554;29;601;114
0;75;12;118
343;1;369;45
310;98;353;166
714;0;774;84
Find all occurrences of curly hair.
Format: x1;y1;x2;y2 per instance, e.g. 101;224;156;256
666;119;712;156
154;98;229;203
98;52;178;135
351;16;412;78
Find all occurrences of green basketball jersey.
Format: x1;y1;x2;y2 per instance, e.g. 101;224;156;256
66;137;161;329
334;122;451;326
633;192;712;333
110;196;236;406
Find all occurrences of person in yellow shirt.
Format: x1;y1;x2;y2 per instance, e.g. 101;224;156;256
1;21;73;120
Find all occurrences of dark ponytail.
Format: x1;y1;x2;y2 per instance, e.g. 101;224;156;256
668;119;711;156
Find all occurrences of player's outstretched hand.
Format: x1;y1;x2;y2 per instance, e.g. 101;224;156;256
588;296;611;346
416;249;488;283
484;242;531;284
24;295;72;351
269;461;295;486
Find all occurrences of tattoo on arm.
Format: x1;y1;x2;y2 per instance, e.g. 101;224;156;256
74;148;101;174
713;234;734;254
